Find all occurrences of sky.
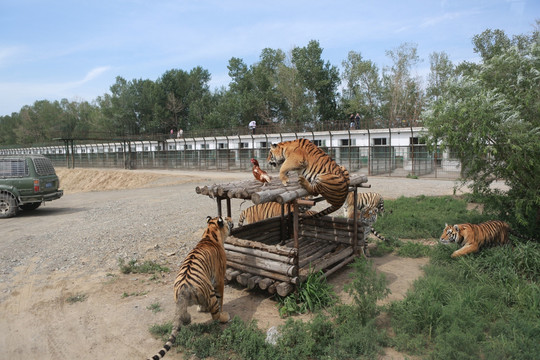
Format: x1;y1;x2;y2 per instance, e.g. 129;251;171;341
0;0;538;117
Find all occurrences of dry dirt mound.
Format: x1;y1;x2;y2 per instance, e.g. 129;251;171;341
56;168;197;194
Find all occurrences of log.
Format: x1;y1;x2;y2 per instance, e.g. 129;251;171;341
299;243;338;268
227;260;293;283
226;268;241;282
302;247;354;275
245;231;282;244
224;244;294;264
226;251;297;277
319;254;357;280
236;273;251;286
258;278;274;290
225;236;297;257
268;283;277;294
247;276;262;290
300;229;354;244
232;216;281;234
276;189;310;204
276;282;294;297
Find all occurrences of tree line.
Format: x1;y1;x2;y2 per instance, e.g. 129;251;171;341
1;38;446;145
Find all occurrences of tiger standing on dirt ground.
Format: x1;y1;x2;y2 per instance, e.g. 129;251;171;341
267;138;350;218
439;220;512;258
147;216;233;360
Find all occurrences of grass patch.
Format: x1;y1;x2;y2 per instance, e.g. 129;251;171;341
388;242;540;357
396;241;432;258
121;291;148;298
149;258;390;359
118;258;170;274
66;293;88;304
373;195;489;240
147;302;163;313
277;270;336;317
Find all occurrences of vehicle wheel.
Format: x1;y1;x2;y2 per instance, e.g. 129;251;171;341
0;193;18;218
20;202;42;211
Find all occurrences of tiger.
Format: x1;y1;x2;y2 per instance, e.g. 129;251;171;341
343;192;385;218
439;220;511;258
238;201;316;226
344;192;388;242
267;138;350;218
358;205;388;248
147;216;233;360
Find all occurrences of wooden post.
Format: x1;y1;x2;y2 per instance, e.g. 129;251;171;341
353;188;358;255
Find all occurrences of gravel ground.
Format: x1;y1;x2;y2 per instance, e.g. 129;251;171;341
0;169;507;298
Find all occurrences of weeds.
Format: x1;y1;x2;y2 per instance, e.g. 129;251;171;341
66;293;88;304
118;258;170;275
147;303;162;313
277;270;336;317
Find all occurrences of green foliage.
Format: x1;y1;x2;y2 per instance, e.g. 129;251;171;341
148;258;389;359
66;293;88;304
117;258;170;275
374;195;489;239
341;258;390;325
277;270;336;317
423;28;540;236
388;242;540;357
147;303;162;313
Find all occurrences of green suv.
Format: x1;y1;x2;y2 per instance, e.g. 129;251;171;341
0;155;63;218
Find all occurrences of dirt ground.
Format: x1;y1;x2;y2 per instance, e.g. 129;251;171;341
1;168;466;360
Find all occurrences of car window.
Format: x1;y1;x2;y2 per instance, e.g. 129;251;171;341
32;158;56;176
0;159;29;177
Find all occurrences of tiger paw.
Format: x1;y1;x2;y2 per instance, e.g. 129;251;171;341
218;311;230;323
298;176;309;188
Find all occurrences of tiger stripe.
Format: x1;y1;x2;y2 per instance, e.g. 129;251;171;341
147;216;232;360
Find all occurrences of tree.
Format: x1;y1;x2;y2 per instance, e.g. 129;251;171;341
341;51;383;127
382;43;424;127
292;40;341;124
423;28;540;235
426;51;454;103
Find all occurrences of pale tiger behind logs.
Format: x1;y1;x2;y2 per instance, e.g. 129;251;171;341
439;220;511;258
344;192;387;242
267;138;350;218
343;192;385;218
147;216;233;360
238;201;316;226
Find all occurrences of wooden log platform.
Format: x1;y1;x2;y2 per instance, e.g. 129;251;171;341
196;172;371;297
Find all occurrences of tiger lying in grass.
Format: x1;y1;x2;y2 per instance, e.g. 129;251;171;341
439;220;511;258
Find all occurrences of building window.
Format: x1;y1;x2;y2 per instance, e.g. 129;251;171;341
313;139;325;147
239;142;249;149
218;143;226;149
200;144;209;149
260;142;268;148
373;138;387;146
185;144;193;150
409;137;425;145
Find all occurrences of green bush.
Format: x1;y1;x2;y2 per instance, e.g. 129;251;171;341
277;270;336;317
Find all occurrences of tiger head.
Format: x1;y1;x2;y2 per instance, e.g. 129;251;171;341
267;142;285;167
205;216;234;240
439;223;459;244
359;207;378;225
